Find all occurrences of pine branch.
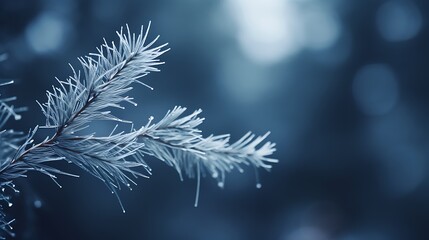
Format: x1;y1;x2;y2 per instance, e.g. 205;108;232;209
7;23;168;192
0;23;277;238
0;81;24;129
138;106;277;188
0;79;24;239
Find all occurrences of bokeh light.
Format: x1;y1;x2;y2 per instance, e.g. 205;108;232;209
369;106;426;197
302;5;341;51
217;54;280;104
25;12;69;54
352;64;399;116
376;0;422;42
225;0;341;64
286;226;329;240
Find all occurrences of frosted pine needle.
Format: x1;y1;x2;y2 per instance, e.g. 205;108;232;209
0;22;277;238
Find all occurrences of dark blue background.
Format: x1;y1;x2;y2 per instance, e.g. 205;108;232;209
1;0;429;239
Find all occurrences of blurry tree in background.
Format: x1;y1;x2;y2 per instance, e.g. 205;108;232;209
1;0;429;240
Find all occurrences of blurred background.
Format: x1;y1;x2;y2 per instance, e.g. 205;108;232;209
1;0;429;239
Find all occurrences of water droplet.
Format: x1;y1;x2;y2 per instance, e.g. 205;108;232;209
8;203;12;207
218;182;224;188
256;183;262;189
